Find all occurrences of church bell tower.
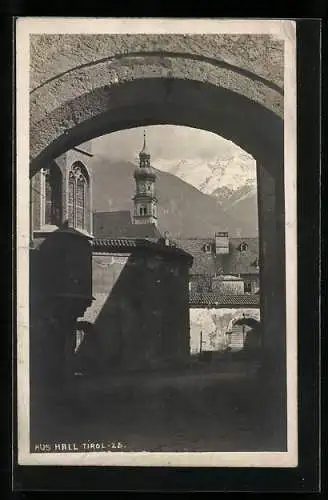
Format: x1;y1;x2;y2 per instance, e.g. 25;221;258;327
133;131;158;225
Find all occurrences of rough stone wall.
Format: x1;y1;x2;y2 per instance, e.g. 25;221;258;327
80;250;190;371
30;34;284;91
29;34;283;166
190;307;260;354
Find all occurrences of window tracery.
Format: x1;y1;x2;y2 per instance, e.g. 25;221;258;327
68;162;89;231
41;165;62;226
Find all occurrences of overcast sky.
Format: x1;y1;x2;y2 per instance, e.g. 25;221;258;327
91;125;252;163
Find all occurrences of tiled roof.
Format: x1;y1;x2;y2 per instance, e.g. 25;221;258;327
92;237;193;262
175;238;218;275
189;293;260;307
92;238;138;249
93;211;162;239
175;237;259;276
93;211;132;236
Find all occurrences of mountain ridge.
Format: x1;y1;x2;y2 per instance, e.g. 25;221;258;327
89;154;258;238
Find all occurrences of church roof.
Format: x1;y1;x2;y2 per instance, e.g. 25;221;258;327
133;165;156;179
93;211;162;239
223;237;259;275
175;237;259;276
92;237;193;262
174;238;217;275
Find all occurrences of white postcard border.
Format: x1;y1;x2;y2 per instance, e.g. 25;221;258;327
16;18;297;468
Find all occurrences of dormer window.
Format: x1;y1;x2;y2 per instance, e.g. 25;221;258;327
203;243;212;253
239;242;248;252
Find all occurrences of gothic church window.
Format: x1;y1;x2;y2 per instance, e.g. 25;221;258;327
41;164;62;226
68;171;75;227
68;162;90;231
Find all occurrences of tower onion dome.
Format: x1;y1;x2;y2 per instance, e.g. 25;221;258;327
134;130;156;181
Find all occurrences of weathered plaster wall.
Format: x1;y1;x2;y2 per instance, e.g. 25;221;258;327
79;250;190;371
190;307;260;354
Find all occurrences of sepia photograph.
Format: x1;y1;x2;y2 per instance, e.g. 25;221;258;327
16;18;297;467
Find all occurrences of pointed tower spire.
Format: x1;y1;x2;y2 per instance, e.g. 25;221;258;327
139;129;150;158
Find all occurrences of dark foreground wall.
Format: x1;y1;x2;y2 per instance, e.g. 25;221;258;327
30;227;93;391
78;246;191;373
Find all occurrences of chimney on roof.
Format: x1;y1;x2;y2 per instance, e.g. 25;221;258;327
215;231;229;255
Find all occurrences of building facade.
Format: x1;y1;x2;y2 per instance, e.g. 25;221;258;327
75;238;192;373
176;233;261;356
189;294;260;355
176;233;260;296
31;144;93;238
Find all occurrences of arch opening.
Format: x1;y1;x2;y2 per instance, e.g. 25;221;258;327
30;79;285;344
29;64;287;450
30;75;286;365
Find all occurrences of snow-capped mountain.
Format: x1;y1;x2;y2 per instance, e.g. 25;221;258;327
90;128;259;237
152;152;258;236
154;150;256;195
154;150;257;213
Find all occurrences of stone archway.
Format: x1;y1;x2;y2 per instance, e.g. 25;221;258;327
29;35;286;445
229;315;262;353
227;311;261;334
